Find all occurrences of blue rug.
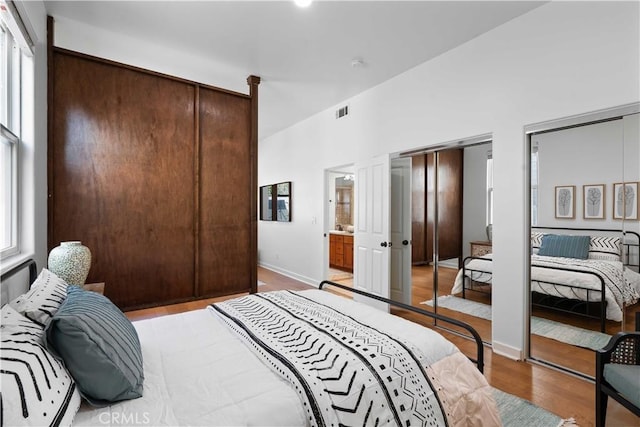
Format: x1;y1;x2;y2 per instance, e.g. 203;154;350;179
423;295;611;351
492;387;573;427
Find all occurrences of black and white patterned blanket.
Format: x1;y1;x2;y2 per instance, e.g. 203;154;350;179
210;291;447;427
529;255;638;309
454;255;640;321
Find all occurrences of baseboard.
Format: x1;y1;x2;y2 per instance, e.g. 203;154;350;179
492;341;524;361
258;262;319;288
438;258;459;269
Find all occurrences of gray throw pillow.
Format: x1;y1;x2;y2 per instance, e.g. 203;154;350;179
45;285;144;406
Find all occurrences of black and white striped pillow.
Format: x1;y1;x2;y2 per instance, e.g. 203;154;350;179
0;304;81;426
531;232;545;252
588;236;622;262
9;268;68;327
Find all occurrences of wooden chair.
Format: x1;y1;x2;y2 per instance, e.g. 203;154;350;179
595;313;640;427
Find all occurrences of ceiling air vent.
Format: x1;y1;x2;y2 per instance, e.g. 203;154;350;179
335;105;349;119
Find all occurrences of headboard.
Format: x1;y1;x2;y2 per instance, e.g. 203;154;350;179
532;226;640;272
1;258;37;305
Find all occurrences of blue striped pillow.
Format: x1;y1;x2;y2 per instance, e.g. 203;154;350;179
538;234;591;260
45;286;144;406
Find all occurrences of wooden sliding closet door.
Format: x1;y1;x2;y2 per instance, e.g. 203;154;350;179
435;149;463;261
50;53;196;308
411;154;427;264
410;149;462;264
198;87;252;296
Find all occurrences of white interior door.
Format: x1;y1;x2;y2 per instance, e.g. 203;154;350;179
390;158;412;305
353;154;390;311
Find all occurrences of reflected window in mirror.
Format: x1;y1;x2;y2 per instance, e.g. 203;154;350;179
335;175;354;230
486;152;494;229
260;181;292;222
260;185;273;221
276;182;291;221
531;143;539;226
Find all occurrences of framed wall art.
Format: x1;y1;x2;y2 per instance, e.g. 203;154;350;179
614;181;638;220
583;184;605;219
555;185;575;219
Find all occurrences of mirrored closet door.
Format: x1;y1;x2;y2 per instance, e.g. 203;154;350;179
527;106;639;378
403;137;494;344
622;112;640;330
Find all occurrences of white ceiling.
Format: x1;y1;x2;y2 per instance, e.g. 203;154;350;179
45;1;545;139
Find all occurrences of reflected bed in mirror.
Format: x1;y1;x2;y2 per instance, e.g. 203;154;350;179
452;227;640;332
525;106;640;378
260;181;291;222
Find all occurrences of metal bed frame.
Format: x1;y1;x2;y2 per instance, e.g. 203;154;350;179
1;258;37;285
319;280;485;373
460;227;640;333
1;261;486;375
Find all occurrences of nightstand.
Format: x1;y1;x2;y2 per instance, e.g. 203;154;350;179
470;241;492;257
82;282;105;295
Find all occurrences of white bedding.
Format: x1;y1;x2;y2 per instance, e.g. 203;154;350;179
452;255;640;322
72;289;498;426
72;307;306;426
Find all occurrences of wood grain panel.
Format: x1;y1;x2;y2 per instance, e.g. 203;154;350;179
436;149;463;261
198;87;252;296
411;154;426;264
426;152;435;261
51;52;196;308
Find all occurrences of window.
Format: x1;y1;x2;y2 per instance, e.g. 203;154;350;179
531;143;539;226
486;152;493;226
1;2;32;259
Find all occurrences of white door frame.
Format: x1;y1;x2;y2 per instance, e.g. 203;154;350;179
323;165;355;282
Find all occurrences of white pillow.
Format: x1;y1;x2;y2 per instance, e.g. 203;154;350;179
0;304;81;426
531;232;545;250
588;236;622;262
9;268;68;327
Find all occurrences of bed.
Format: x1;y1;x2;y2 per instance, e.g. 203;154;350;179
1;259;501;427
452;227;640;332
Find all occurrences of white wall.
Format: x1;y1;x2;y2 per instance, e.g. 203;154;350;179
258;1;640;357
41;1;639;356
52;16;249;96
534;120;624;228
462;143;491;259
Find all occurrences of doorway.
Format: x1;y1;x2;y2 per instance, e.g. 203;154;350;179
325;166;355;284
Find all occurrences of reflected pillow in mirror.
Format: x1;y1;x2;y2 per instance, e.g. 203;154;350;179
588;236;622;262
538;234;590;260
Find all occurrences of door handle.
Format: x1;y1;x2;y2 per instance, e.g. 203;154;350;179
402;240;409;246
380;242;388;247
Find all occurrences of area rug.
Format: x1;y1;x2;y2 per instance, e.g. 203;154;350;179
422;295;611;351
492;387;576;427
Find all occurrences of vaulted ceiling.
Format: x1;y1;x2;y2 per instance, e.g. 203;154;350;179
45;1;545;139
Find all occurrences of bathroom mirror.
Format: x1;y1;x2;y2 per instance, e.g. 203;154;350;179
335;175;354;231
260;181;291;222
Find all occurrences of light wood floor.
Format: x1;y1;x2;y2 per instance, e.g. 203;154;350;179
126;267;639;427
405;265;640;378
